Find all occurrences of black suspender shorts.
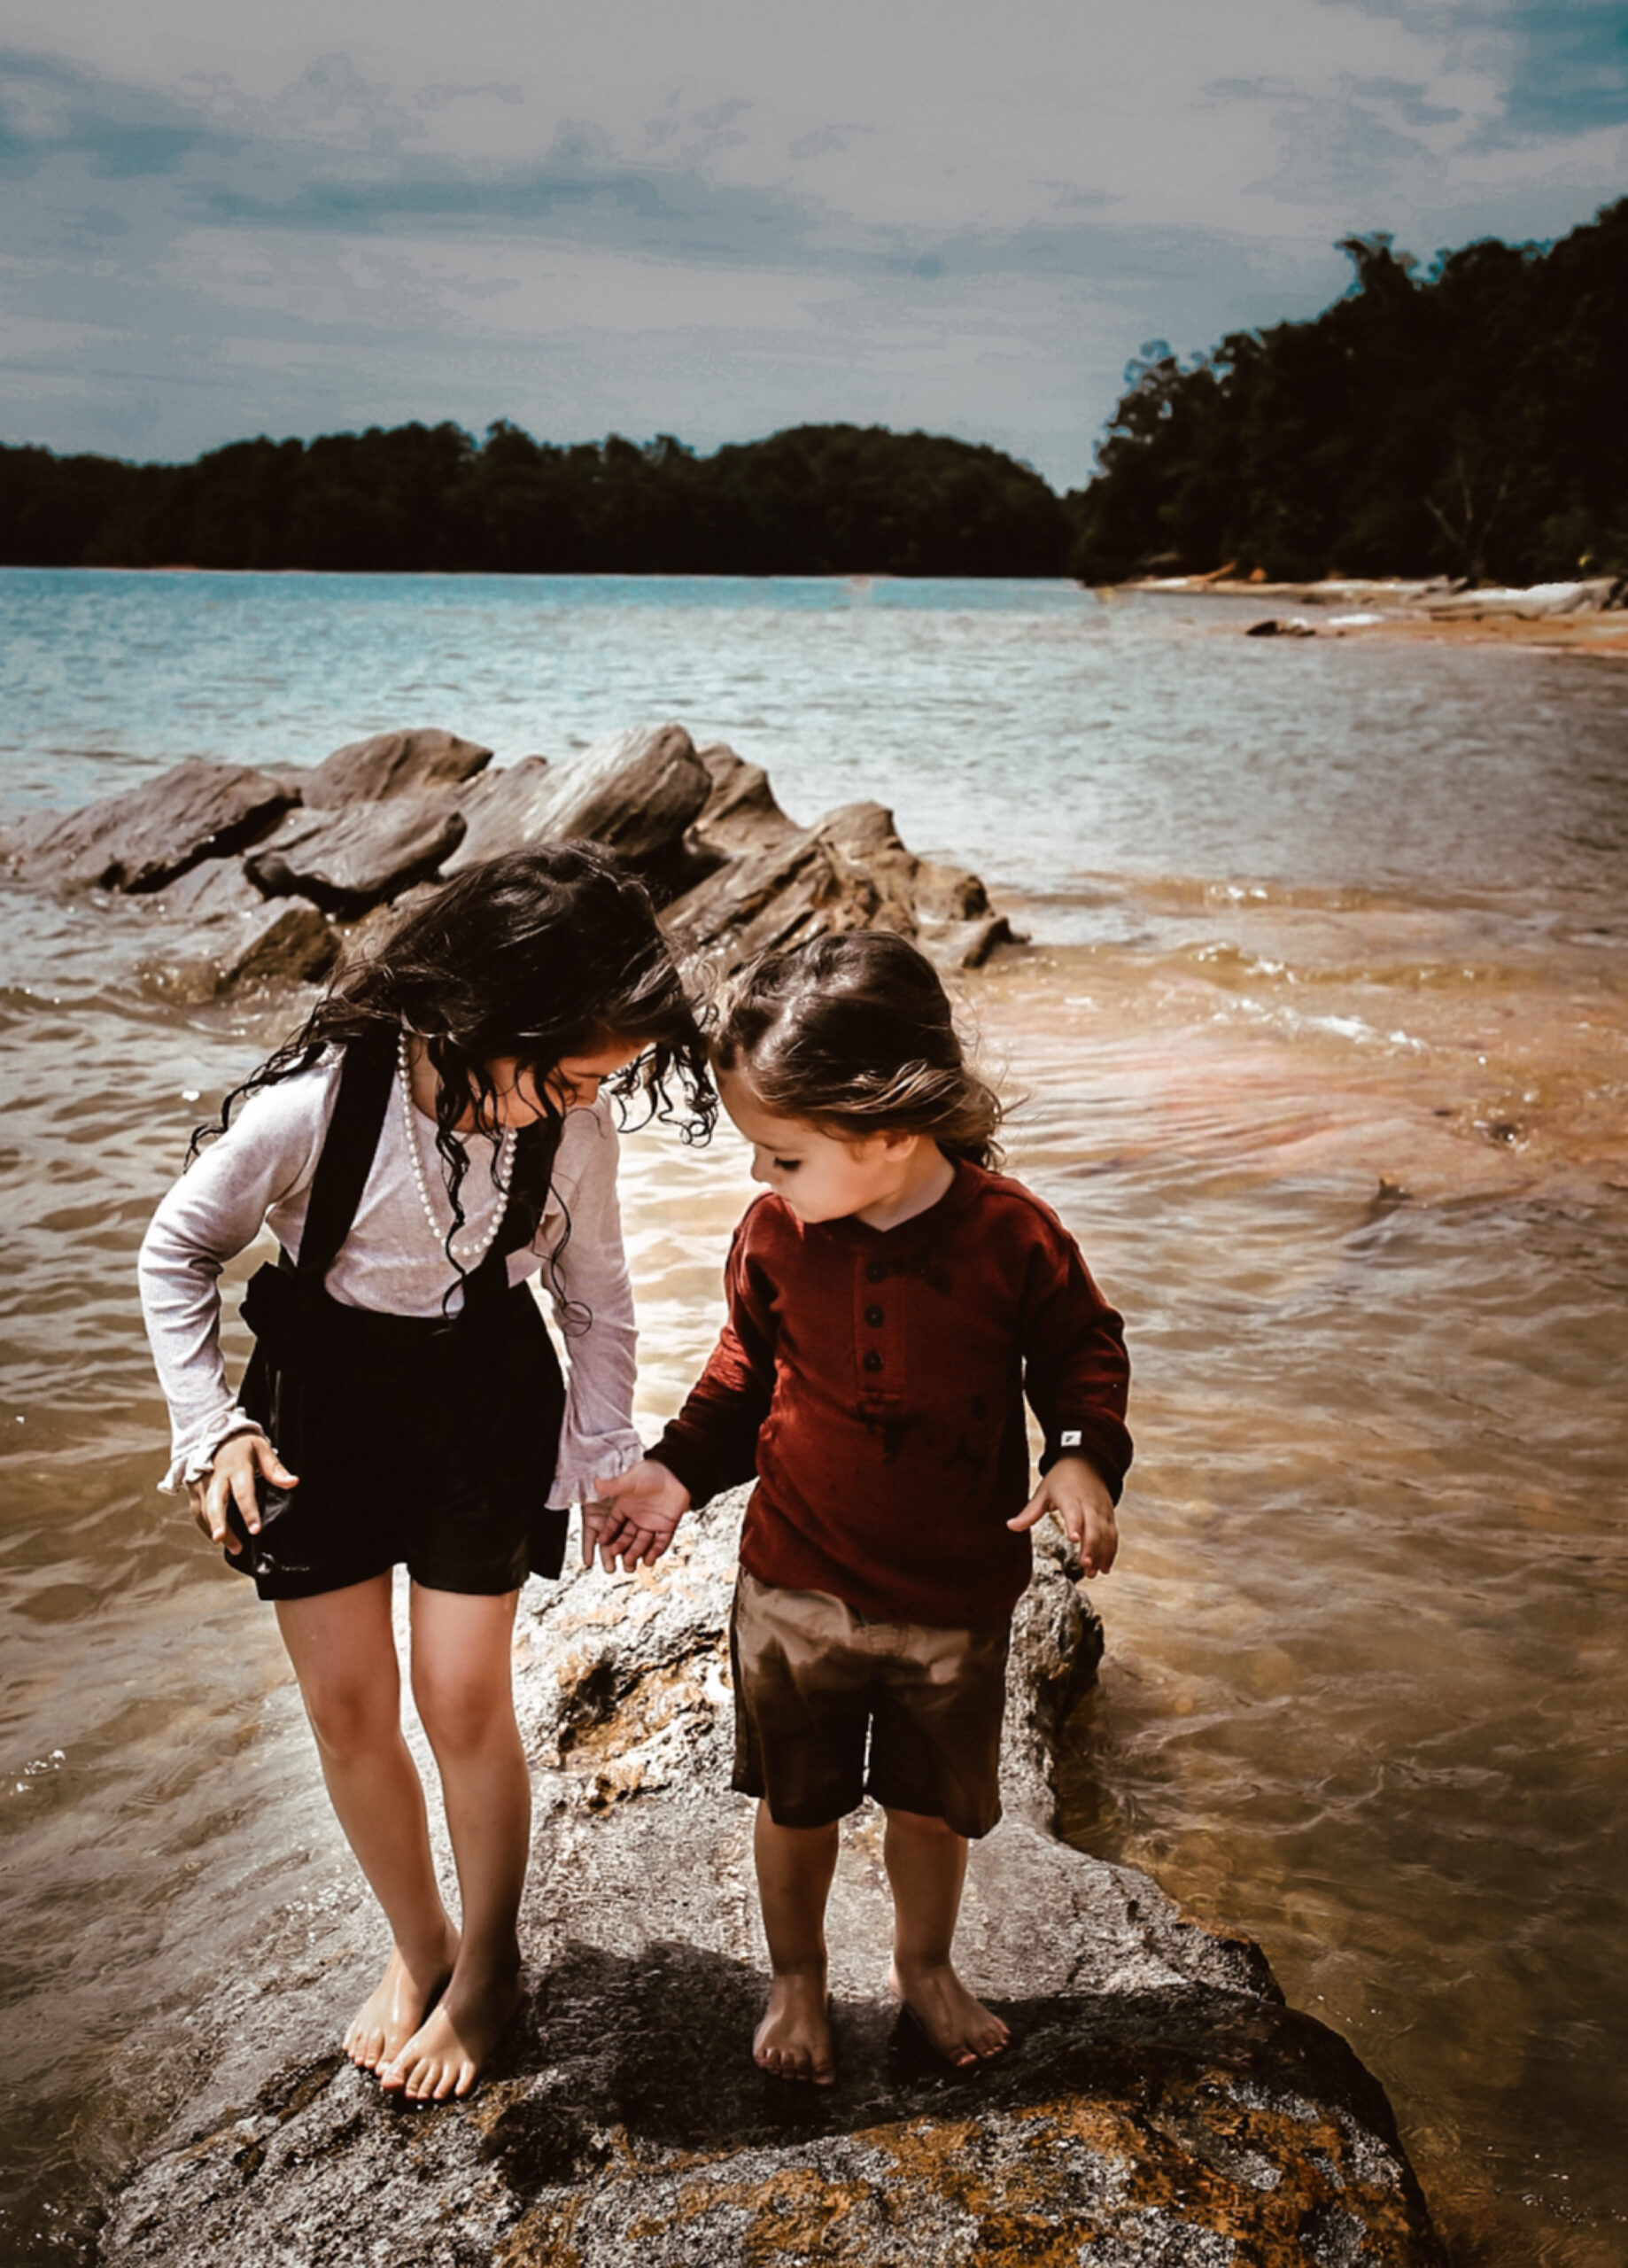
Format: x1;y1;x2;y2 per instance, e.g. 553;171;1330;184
224;1029;570;1602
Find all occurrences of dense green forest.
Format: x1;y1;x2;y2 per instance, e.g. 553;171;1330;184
1;198;1622;580
0;423;1065;577
1068;197;1628;585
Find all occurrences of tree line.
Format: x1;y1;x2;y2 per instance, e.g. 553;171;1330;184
3;198;1622;582
0;422;1067;578
1069;198;1628;586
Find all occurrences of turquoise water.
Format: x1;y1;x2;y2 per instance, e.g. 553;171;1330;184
1;571;1625;2264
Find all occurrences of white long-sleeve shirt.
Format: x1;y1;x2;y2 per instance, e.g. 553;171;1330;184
137;1051;642;1504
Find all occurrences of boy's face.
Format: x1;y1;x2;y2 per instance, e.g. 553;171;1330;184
719;1071;912;1225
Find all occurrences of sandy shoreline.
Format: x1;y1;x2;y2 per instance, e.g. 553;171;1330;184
1114;574;1628;657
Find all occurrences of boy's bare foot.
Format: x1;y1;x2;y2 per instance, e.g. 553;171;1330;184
754;1971;836;2085
345;1931;458;2074
378;1968;523;2101
888;1959;1009;2069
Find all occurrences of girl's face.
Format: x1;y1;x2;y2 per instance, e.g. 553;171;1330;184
719;1069;926;1227
482;1038;640;1128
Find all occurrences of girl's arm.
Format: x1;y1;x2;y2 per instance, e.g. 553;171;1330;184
539;1100;643;1507
137;1069;333;1493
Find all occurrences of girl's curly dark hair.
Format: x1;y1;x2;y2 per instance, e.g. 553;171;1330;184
191;843;716;1290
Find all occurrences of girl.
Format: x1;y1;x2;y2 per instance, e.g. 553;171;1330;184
139;844;712;2101
590;929;1132;2085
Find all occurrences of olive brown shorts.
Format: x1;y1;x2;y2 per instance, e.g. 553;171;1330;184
728;1569;1010;1839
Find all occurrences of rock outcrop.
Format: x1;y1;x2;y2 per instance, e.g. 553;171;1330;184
445;724;712;875
99;1493;1444;2267
2;723;1019;994
302;727;494;809
663;743;1016;972
1;757;293;893
246;795;469;916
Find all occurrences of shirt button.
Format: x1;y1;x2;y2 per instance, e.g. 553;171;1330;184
862;1349;883;1372
864;1262;887;1283
864;1304;884;1327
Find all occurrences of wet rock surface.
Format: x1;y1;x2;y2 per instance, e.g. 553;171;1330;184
444;723;712;875
1;757;293;893
303;727;493;809
99;1494;1444;2267
2;722;1017;993
245;795;469;916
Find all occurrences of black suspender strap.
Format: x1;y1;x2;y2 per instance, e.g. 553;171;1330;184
291;1024;566;1293
293;1025;398;1280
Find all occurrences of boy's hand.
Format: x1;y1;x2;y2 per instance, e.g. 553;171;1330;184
188;1433;297;1555
582;1459;691;1573
1007;1453;1118;1577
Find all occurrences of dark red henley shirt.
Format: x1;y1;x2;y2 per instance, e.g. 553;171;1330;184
650;1160;1132;1629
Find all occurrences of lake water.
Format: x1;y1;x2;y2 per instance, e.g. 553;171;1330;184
1;571;1624;2264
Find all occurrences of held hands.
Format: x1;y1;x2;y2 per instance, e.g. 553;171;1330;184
188;1433;297;1555
580;1459;691;1573
1007;1452;1119;1577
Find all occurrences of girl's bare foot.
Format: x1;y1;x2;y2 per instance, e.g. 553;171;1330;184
888;1958;1009;2068
754;1971;836;2085
379;1966;523;2101
345;1931;459;2074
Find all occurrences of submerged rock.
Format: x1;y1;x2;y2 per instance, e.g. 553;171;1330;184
99;1494;1444;2267
0;757;293;893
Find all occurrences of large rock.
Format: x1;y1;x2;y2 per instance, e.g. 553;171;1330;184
245;797;468;917
442;724;711;874
1;757;293;893
302;728;493;810
663;757;1014;975
99;1495;1444;2267
140;900;339;1005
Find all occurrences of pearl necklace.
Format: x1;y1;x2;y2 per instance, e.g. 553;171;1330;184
397;1029;516;1267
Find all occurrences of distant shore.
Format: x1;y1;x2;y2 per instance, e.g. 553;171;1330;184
1112;574;1628;658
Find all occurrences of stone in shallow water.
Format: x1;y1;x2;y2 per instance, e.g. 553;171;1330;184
245;797;468;916
301;727;493;810
2;757;292;893
442;723;712;874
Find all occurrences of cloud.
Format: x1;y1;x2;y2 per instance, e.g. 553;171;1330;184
0;6;1622;482
1325;0;1628;141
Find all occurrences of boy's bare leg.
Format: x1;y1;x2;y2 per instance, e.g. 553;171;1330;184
752;1804;840;2084
276;1578;460;2074
381;1585;530;2101
883;1807;1009;2067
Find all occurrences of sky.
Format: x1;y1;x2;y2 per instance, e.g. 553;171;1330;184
1;0;1624;488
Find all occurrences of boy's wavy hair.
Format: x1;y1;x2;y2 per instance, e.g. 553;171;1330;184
716;929;1003;1167
192;843;716;1293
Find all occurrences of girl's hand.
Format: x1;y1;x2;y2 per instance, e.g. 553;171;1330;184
581;1460;691;1573
188;1433;298;1555
1007;1453;1118;1577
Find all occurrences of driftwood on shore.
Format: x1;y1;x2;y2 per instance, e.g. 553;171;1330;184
98;1493;1445;2266
0;722;1016;1003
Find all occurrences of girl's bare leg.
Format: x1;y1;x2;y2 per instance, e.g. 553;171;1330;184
380;1584;530;2101
275;1577;459;2073
752;1804;840;2084
883;1807;1008;2066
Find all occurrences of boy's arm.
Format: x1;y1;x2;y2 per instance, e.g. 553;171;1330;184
1019;1222;1133;1561
582;1224;776;1573
644;1244;776;1507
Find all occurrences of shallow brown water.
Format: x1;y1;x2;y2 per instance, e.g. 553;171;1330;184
1;573;1624;2263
